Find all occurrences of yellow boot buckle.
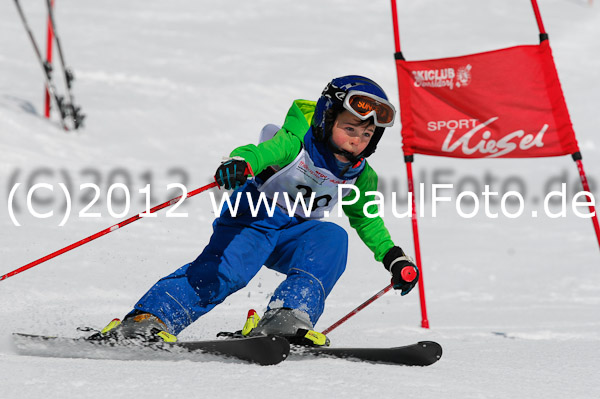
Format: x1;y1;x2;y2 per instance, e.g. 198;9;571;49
100;318;122;335
304;330;330;347
242;309;260;336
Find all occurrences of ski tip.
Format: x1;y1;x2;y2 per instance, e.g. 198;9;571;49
417;341;443;364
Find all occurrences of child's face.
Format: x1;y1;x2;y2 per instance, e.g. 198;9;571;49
330;110;375;162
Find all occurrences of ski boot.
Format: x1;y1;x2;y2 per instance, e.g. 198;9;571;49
244;308;330;347
88;312;177;343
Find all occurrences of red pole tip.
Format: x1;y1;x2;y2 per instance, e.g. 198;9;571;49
247;309;257;317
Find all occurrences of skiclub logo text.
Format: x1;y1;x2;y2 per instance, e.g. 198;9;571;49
412;64;472;90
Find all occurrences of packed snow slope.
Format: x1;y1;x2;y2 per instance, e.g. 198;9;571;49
1;1;599;398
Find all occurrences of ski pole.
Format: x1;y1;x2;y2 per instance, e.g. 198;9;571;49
45;0;85;129
14;0;69;131
322;283;393;335
0;181;218;282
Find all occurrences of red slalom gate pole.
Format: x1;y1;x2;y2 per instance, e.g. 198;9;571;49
406;161;430;328
573;155;600;250
44;0;55;119
390;0;430;328
0;181;218;282
530;0;547;37
322;284;394;335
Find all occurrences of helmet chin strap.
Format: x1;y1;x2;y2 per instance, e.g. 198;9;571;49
326;139;364;175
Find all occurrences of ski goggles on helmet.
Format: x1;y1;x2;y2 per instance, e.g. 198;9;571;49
342;91;396;127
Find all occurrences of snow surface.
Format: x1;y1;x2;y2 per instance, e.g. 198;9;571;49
1;0;599;398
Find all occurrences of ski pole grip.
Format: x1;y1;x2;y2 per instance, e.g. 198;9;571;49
401;266;417;283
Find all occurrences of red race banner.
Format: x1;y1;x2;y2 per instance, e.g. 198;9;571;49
396;41;579;158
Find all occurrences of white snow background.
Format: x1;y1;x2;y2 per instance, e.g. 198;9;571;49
1;1;599;398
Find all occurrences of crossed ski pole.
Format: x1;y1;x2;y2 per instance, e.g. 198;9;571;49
0;181;218;282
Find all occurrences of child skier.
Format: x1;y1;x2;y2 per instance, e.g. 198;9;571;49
96;75;419;345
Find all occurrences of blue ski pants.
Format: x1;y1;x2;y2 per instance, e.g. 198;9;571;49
131;184;348;335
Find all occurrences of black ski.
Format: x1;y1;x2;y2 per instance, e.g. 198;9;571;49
12;333;290;366
44;0;85;129
14;0;69;131
292;341;442;366
175;335;290;365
